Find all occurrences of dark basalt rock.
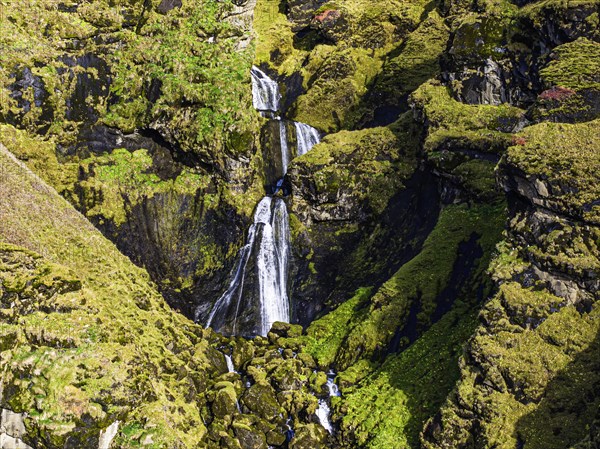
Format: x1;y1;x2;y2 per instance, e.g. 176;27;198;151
5;68;53;127
62;53;111;124
289;165;441;326
157;0;182;14
286;0;327;31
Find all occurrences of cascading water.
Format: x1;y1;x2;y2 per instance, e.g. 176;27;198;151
257;198;290;335
225;354;236;373
251;66;280;113
295;122;321;156
279;121;290;175
315;371;341;433
316;401;334;434
199;66;322;337
200;197;290;336
326;377;341;397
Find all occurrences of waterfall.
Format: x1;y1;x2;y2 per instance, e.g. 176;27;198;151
225;354;236;373
251;66;281;112
201;67;321;337
201;226;257;333
201;197;290;336
326;377;341;397
279;121;290;174
258;198;290;335
316;400;333;434
295;122;321;156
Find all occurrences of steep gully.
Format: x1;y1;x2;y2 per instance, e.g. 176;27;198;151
195;66;321;338
197;65;339;434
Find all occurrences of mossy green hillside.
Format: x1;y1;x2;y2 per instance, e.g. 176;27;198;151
253;0;443;132
540;38;600;90
423;282;600;449
411;81;525;154
303;201;505;371
0;143;216;447
0;144;336;448
0;122;264;304
0;0;267;319
504;119;600;222
422;114;600;448
0;0;259;164
291;123;418;217
337;302;480;449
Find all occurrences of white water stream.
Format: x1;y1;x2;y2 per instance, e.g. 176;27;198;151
251;66;280;112
316;371;341;433
295;121;321;156
225;354;236;373
200;66;322;337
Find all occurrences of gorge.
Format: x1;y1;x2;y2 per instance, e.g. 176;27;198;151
199;66;322;337
0;0;599;448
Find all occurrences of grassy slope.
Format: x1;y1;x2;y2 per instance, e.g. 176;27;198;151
295;201;504;447
0;143;217;448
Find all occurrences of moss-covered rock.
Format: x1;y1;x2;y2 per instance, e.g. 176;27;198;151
0;142;216;448
531;38;600;122
502;119;600;223
422;115;600;449
240;384;282;420
287;116;440;325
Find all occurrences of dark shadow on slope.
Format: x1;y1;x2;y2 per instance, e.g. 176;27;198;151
292;166;442;327
340;300;481;448
387;232;485;355
514;319;600;449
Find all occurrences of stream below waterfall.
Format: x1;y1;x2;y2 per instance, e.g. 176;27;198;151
196;66;322;337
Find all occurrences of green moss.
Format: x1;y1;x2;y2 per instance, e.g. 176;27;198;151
412;81;525;154
0;144;219;447
449;13;513;60
108;1;259;157
297;200;504;377
339;302;480;448
0;124;78;195
254;0;438;131
505;119;600;222
452;159;499;197
292;122;418;216
431;287;600;449
253;0;307;73
76;148;211;227
540;38;600;90
518;0;600;34
0;0;259;162
304;287;373;368
373;11;449;103
292;47;384;132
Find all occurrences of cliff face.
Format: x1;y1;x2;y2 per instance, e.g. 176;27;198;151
0;0;266;318
422;120;600;449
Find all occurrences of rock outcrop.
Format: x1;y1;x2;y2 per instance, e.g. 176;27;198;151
422;120;600;449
